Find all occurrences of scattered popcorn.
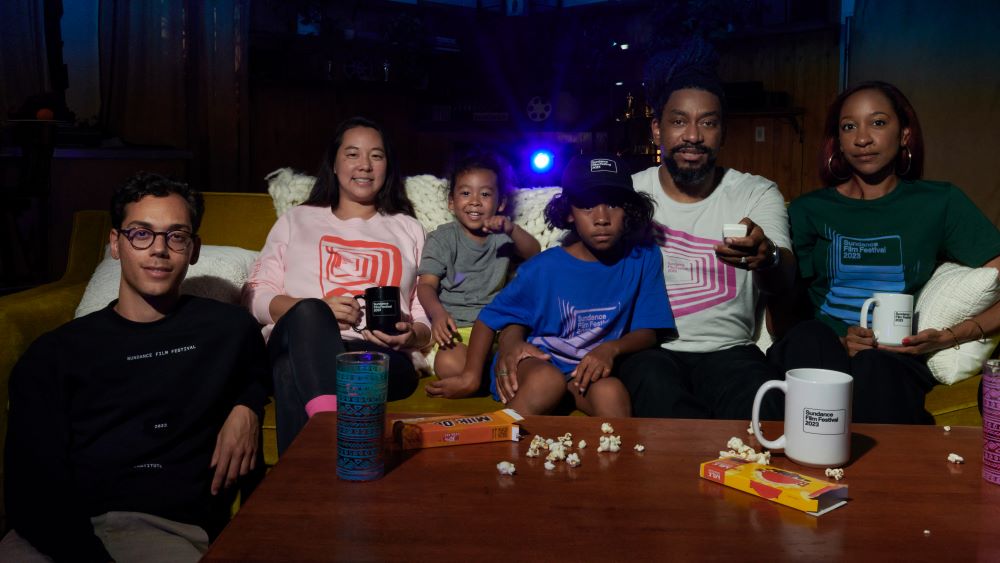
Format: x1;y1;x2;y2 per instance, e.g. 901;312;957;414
566;453;581;467
824;467;845;481
546;442;567;462
598;435;622;453
544;460;556;470
943;426;951;432
947;453;965;464
633;444;645;452
546;438;555;446
601;422;614;434
720;436;770;465
530;435;549;450
496;461;516;475
578;439;587;449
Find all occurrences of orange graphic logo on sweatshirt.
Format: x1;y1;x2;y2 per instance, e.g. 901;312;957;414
319;236;403;297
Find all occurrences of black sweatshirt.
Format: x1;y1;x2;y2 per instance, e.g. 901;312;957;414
5;296;270;562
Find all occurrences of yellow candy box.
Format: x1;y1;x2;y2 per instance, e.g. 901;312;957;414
699;456;848;516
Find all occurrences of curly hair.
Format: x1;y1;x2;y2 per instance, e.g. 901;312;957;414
544;191;656;250
304;116;415;217
445;149;518;216
110;172;204;233
644;36;726;120
819;81;924;186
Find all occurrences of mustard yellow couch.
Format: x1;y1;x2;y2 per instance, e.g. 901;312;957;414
0;191;982;528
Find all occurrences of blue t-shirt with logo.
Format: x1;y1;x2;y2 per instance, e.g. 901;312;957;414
477;244;675;399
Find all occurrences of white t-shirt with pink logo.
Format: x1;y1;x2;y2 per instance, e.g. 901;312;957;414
632;166;790;353
244;205;429;341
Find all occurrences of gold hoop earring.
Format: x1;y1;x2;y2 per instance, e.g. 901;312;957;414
827;153;850;182
896;146;912;176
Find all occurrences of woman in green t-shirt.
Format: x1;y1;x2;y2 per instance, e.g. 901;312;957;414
770;81;1000;424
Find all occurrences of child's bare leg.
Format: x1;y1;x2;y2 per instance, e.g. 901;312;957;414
433;343;468;379
570;377;630;417
506;358;566;415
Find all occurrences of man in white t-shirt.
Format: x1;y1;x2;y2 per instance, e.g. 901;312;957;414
617;40;797;419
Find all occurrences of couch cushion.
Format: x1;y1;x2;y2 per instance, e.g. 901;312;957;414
916;262;1000;384
265;168;568;249
75;245;260;317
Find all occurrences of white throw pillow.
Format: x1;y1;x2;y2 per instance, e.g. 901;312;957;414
265;168;568;247
75;245;260;318
916;262;1000;384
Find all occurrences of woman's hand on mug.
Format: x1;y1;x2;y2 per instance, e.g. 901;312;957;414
843;325;877;356
881;328;951;355
324;295;362;331
366;321;430;351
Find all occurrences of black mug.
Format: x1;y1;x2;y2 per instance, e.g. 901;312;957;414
353;286;402;334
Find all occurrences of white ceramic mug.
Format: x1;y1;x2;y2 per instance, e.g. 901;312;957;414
751;368;853;467
859;292;913;346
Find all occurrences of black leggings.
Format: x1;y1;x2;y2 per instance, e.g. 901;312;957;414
766;319;935;424
268;299;419;455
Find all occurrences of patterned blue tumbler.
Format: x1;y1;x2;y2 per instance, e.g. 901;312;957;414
336;351;389;481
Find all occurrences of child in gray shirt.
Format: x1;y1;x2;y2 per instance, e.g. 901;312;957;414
418;150;540;396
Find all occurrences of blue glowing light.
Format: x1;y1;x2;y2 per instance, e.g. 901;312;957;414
530;150;554;173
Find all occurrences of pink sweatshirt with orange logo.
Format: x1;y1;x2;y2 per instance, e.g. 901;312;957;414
244;205;429;341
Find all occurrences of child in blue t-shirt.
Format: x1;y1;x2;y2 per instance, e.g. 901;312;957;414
433;153;675;416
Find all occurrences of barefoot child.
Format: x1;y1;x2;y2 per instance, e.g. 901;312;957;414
418;150;540;394
441;153;675;416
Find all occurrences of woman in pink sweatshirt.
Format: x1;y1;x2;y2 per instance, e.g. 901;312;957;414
244;116;431;455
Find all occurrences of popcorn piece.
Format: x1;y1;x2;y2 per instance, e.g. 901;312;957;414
923;530;931;536
633;444;645;452
566;453;581;467
720;436;770;464
601;422;614;434
546;442;567;462
609;435;622;453
747;424;754;435
943;426;951;432
578;439;587;449
496;461;516;475
544;460;556;470
947;453;965;464
525;446;540;458
530;435;549;450
546;438;555;446
824;467;845;481
598;436;611;453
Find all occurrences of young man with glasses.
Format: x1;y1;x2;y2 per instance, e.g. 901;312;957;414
2;173;269;562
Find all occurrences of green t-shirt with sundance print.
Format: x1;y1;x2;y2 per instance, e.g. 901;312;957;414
789;179;1000;335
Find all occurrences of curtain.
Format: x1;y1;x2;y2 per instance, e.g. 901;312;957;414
0;0;50;119
849;1;1000;226
98;0;250;192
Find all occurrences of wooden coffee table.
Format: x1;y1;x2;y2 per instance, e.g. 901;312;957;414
203;413;1000;561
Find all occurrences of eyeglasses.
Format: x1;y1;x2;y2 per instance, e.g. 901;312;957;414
117;227;195;252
